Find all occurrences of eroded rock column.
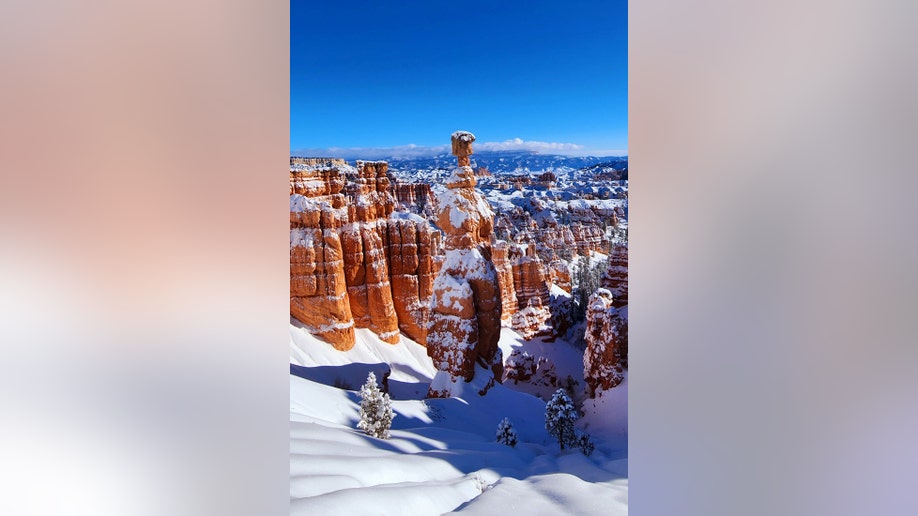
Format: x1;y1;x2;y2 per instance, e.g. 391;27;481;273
583;288;628;397
341;161;400;343
289;166;355;349
427;131;504;398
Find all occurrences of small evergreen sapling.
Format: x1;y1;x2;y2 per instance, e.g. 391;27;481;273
545;388;579;449
357;372;394;439
575;430;595;456
496;417;519;447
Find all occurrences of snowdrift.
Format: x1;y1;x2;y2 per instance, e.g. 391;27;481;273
290;323;628;514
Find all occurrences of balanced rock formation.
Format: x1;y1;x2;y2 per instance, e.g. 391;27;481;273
583;288;628;397
427;131;503;398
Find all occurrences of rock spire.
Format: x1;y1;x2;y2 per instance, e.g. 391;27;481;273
427;131;504;398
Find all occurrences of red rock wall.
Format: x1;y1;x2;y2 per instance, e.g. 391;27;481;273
386;218;439;344
291;160;440;348
390;180;435;215
491;241;519;323
290;166;346;197
289;167;355;349
340;161;400;343
341;222;399;343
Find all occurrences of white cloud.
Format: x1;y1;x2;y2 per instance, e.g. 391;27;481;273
475;138;584;153
291;138;621;159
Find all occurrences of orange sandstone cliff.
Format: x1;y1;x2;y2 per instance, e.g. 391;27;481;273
290;165;355;349
290;160;440;349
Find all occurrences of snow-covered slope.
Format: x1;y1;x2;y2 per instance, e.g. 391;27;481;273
290;324;628;514
291;322;436;399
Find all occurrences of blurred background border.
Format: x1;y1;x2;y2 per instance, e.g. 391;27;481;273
1;0;916;514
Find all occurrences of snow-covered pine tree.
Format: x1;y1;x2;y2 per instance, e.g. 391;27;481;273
496;417;519;447
357;371;394;439
545;388;579;449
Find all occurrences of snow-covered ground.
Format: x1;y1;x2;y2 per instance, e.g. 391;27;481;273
290;324;628;514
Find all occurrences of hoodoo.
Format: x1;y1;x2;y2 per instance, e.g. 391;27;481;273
583;288;628;397
426;131;504;398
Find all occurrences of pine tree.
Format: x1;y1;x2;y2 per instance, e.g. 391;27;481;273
495;417;519;447
357;372;394;439
545;388;579;449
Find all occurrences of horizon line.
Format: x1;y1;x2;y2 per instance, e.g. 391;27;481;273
291;141;628;160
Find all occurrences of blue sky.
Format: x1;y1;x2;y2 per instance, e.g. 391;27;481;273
291;0;627;157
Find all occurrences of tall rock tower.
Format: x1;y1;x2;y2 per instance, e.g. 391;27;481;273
427;131;504;398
